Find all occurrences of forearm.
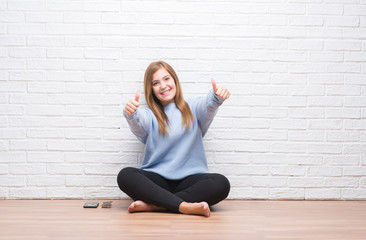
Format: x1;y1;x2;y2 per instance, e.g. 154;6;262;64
123;109;149;143
196;90;226;135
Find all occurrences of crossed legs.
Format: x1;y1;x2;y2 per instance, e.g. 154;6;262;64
117;167;230;217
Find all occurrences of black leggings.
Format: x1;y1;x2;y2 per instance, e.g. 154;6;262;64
117;167;230;213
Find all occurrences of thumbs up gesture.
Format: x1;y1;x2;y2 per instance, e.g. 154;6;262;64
211;78;230;99
124;91;140;115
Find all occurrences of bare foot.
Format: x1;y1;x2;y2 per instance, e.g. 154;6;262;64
128;200;166;213
178;202;211;217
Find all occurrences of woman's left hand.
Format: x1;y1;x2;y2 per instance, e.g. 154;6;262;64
211;78;231;99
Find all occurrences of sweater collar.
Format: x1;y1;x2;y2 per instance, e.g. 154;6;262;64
163;102;177;111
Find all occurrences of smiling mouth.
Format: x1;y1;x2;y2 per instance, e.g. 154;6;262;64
161;90;170;95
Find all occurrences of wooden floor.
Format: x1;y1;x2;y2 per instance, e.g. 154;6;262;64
0;200;366;240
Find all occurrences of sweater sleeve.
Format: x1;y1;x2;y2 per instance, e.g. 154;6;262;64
193;89;225;137
123;107;152;144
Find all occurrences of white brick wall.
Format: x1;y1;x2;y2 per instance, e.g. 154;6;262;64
0;0;365;200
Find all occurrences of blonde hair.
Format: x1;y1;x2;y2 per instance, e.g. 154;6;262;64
144;61;195;136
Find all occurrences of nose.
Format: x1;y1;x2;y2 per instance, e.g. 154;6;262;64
160;81;167;89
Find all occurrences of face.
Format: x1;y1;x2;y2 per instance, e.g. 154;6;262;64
152;67;176;106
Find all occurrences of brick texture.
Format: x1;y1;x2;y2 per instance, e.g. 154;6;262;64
0;0;365;200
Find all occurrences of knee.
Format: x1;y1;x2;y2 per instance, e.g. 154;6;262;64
117;167;137;189
213;174;231;199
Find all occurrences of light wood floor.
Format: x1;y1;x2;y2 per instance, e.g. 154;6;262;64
0;200;365;240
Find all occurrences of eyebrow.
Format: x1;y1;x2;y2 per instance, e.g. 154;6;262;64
152;75;170;82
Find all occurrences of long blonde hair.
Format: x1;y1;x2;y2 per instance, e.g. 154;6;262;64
144;61;195;136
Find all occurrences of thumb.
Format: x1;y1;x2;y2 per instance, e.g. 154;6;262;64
211;78;217;92
134;91;140;102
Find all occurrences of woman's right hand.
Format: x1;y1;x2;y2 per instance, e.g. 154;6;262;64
124;91;140;115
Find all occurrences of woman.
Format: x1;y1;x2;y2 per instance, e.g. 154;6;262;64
118;61;231;217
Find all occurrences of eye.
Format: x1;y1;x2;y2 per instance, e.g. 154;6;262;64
153;82;158;86
164;77;170;81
